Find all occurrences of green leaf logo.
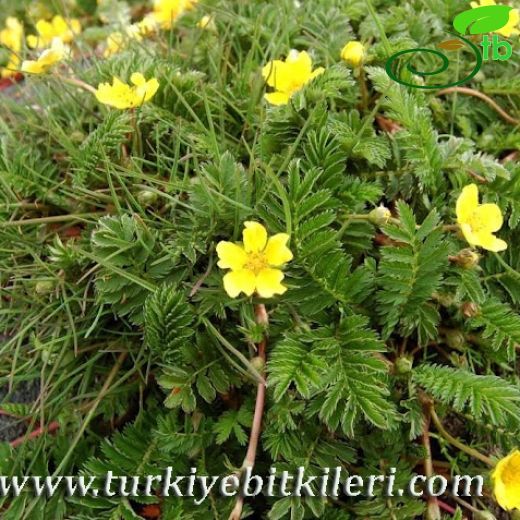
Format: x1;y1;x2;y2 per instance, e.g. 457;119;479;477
453;5;513;34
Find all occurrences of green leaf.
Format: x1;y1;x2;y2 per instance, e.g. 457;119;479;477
213;406;253;445
269;333;326;401
470;299;520;355
144;284;195;363
453;5;513;35
415;364;520;426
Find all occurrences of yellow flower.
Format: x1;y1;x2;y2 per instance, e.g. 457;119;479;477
27;15;81;49
262;50;325;106
136;16;159;36
470;0;520;37
103;24;144;57
148;0;198;29
0;17;23;78
492;450;520;511
216;222;293;298
94;73;159;109
103;32;126;57
456;184;507;252
21;38;68;74
0;17;23;51
197;15;216;31
340;41;365;67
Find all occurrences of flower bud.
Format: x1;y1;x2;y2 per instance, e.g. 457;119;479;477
197;15;216;32
444;329;466;351
251;356;265;373
70;130;86;144
137;190;158;206
433;292;455;307
395;356;413;375
341;41;365;67
461;301;479;318
35;280;54;295
449;249;480;269
369;205;392;226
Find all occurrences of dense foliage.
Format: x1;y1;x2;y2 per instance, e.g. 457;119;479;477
0;0;519;518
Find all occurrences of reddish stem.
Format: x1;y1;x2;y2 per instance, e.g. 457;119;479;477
229;304;268;520
422;410;441;520
437;499;456;515
10;421;60;448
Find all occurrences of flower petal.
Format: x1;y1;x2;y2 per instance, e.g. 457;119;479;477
497;9;520;37
287;50;312;78
142;78;159;101
256;268;287;298
474;232;508;252
456;184;479;224
223;269;256;298
94;83;114;105
26;35;38;49
264;233;293;266
492;451;520;511
21;60;44;74
261;60;285;87
460;223;479;247
474;203;503;232
243;221;267;253
264;91;291;105
131;72;146;86
216;241;247;270
310;67;325;80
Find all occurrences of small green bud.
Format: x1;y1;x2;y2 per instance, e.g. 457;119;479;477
251;356;265;373
137;190;158;206
35;280;54;295
395;356;413;375
444;329;466;351
510;510;520;520
433;292;455;307
70;131;86;144
369;205;392;226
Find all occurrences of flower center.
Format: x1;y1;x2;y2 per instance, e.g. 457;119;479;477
468;210;487;233
245;252;268;275
502;455;520;486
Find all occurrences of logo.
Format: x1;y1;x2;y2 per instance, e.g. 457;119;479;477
386;5;515;89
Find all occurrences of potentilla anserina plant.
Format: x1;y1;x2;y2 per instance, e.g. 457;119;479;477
0;0;519;518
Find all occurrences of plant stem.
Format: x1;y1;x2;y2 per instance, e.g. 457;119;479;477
365;0;392;55
422;409;441;520
10;421;60;448
493;253;520;280
358;67;370;111
450;495;480;515
442;224;460;232
436;499;456;515
436;87;520;126
21;352;128;520
0;213;103;227
56;352;128;473
229;303;268;520
58;76;97;95
429;404;494;467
